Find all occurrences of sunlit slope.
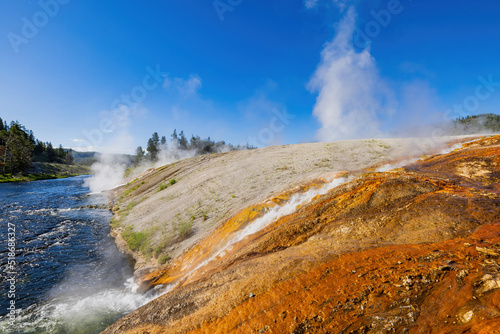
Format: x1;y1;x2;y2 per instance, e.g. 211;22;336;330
109;137;446;274
104;135;500;333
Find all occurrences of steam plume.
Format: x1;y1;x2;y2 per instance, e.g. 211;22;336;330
308;7;394;141
85;105;137;193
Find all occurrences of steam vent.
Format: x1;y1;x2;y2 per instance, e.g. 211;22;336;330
104;135;500;333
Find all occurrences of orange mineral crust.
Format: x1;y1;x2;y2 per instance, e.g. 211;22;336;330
103;135;500;334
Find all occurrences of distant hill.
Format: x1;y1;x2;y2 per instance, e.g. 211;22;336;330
71;151;135;167
71;151;98;166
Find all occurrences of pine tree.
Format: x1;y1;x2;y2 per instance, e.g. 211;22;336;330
57;144;65;163
0;117;5;146
147;132;160;161
178;130;188;150
2;122;34;174
160;136;167;151
134;146;145;165
171;129;178;143
33;140;45;157
152;132;160;147
47;143;56;162
65;149;74;165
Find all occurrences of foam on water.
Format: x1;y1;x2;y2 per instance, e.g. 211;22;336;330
0;176;149;334
0;278;159;334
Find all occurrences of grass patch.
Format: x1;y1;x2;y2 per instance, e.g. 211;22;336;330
124;184;140;197
121;226;150;254
177;215;194;240
169;179;177;185
158;254;171;265
152;239;171;258
158;183;168;192
127;200;137;211
110;217;121;229
0;173;84;183
178;221;192;238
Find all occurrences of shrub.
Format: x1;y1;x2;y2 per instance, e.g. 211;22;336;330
178;219;193;240
158;254;171;265
169;179;177;185
153;241;168;258
121;227;150;254
158;183;168;192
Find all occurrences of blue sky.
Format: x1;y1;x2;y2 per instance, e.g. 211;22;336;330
1;0;499;153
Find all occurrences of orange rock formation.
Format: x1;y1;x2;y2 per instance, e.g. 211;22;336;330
104;135;500;333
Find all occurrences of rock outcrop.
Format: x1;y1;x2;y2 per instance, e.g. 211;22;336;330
105;135;500;333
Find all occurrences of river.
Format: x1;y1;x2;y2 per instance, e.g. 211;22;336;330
0;176;150;334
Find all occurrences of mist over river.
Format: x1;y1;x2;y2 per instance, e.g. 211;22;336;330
0;176;150;334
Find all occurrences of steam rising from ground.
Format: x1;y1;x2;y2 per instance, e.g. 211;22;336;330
84;105;137;193
155;140;197;167
85;154;129;193
307;4;490;142
126;139;239;182
308;7;394;142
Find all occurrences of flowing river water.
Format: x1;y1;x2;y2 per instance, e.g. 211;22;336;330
0;176;152;334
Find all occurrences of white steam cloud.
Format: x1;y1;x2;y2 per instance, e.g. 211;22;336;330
86;154;129;193
126;138;237;182
85;105;139;193
308;7;394;142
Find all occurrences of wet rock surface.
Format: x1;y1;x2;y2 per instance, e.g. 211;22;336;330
103;136;500;333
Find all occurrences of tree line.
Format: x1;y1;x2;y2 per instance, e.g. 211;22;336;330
134;129;253;165
0;117;74;175
452;113;500;133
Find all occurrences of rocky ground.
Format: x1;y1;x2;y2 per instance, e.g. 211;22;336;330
104;135;500;333
109;137;460;274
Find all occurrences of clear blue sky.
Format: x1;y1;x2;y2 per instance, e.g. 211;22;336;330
1;0;499;153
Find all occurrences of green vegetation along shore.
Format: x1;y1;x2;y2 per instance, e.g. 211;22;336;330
0;162;91;183
1;116;92;183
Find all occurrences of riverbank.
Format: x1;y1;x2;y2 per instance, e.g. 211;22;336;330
0;163;91;183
